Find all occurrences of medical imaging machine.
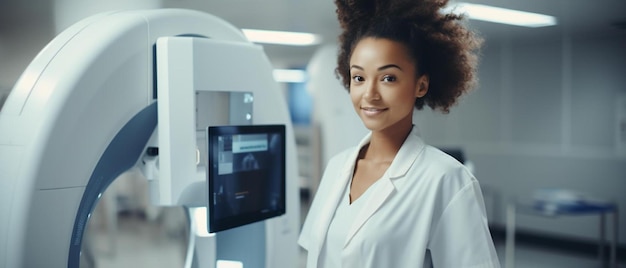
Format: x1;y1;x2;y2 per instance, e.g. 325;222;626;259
0;9;299;268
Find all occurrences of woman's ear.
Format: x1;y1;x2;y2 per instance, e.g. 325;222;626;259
415;75;429;98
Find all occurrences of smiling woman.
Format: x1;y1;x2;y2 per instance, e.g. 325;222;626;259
298;0;500;267
348;38;427;136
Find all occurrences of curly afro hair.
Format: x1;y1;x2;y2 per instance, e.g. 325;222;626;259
335;0;483;113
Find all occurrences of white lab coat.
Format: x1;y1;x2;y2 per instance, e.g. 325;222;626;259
298;126;500;268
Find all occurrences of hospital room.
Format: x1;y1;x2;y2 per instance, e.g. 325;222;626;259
0;0;624;267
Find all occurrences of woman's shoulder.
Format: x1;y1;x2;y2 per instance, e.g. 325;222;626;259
408;146;481;214
417;145;475;183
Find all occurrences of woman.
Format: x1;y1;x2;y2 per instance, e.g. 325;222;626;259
298;0;500;267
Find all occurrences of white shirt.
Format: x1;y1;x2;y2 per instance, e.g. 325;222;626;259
298;126;500;268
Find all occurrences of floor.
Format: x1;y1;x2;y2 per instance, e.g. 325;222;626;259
81;199;623;268
82;209;189;268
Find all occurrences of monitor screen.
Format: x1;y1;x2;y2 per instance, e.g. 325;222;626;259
206;124;286;233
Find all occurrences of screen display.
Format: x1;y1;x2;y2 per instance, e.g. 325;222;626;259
207;124;286;233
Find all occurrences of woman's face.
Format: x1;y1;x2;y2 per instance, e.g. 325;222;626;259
349;37;428;134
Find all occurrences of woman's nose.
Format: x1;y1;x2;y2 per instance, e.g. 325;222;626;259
364;82;381;101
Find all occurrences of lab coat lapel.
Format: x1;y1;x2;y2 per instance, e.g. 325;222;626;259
312;133;372;255
344;178;395;247
343;126;424;247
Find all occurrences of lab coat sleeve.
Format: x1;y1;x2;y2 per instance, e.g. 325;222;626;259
298;202;316;251
298;219;312;251
298;180;318;251
298;150;349;251
297;161;332;251
428;180;501;268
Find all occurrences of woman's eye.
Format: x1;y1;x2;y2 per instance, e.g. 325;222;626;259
382;75;396;82
352;75;364;82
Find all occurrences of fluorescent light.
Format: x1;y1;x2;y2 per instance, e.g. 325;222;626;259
242;29;321;46
217;260;243;268
273;69;308;83
444;3;557;27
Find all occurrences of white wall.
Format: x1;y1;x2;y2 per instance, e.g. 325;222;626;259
53;0;162;33
0;0;162;111
0;4;54;105
415;35;626;243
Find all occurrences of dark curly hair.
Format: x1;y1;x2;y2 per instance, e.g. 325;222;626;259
335;0;482;113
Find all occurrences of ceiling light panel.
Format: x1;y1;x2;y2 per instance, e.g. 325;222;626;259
445;3;557;27
242;29;322;46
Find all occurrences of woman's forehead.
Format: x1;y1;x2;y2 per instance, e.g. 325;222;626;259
350;38;415;70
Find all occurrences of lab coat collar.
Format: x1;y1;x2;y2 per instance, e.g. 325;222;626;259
353;125;425;180
385;125;425;180
343;125;425;247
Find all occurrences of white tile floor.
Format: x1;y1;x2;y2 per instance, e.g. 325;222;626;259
83;206;623;268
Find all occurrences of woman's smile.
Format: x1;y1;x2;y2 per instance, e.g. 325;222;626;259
361;106;388;116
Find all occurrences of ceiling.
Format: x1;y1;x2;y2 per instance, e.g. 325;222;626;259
2;0;626;69
160;0;626;68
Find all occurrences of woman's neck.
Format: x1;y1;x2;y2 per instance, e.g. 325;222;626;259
362;123;413;163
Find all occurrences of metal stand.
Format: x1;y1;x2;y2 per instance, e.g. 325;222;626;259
504;199;618;268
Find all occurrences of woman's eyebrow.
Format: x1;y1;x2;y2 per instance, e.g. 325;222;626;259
349;64;403;71
378;64;402;71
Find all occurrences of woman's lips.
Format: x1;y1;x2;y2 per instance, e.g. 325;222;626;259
361;107;388;116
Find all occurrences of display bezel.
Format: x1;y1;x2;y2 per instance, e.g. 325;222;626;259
206;124;286;233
